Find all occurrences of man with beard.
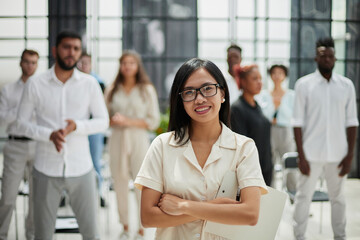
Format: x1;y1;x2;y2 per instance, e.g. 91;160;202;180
292;37;358;240
16;31;109;239
0;49;39;240
226;44;242;105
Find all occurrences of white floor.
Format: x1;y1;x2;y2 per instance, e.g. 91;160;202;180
2;152;360;240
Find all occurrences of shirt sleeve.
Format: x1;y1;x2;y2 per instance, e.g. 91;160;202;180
345;80;359;127
134;135;164;193
16;80;53;141
292;80;306;127
256;90;274;122
0;86;17;126
236;138;268;194
230;104;248;135
74;79;109;135
144;84;160;131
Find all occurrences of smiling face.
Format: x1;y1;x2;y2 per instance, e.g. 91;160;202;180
182;68;224;125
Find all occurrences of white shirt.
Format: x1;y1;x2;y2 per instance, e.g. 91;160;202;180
224;72;242;105
292;69;359;163
16;66;109;177
0;78;35;135
135;123;267;240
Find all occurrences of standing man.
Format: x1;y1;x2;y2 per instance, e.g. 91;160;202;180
292;37;358;240
226;44;242;104
77;53;107;207
16;31;109;239
0;49;39;240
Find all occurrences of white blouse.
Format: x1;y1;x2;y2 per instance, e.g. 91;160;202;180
107;84;160;131
135;123;267;240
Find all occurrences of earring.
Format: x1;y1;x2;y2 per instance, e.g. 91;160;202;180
222;98;225;103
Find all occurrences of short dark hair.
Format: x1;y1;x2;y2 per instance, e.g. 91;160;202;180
21;49;39;61
168;58;230;144
56;30;82;46
227;44;242;54
316;37;335;49
268;64;288;76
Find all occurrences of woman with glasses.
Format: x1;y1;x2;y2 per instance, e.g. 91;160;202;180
230;64;273;186
134;58;267;239
105;50;160;240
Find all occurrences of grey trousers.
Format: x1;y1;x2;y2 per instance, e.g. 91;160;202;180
270;125;298;191
32;168;99;240
0;140;35;240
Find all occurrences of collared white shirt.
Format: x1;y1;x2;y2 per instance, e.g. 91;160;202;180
135;123;267;240
16;66;109;177
224;72;242;105
292;69;359;163
0;78;35;135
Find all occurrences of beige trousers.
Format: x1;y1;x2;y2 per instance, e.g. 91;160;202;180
109;128;150;228
0;140;35;240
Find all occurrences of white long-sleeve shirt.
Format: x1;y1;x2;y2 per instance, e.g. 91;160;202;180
292;69;359;163
0;78;35;135
16;66;109;177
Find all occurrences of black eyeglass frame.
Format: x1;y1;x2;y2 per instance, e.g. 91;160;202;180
179;83;221;102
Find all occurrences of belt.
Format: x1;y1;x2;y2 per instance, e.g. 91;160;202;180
8;135;32;141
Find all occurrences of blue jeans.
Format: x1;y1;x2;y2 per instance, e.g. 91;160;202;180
89;134;104;194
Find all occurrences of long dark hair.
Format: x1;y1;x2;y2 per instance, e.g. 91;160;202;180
168;58;230;144
106;50;151;103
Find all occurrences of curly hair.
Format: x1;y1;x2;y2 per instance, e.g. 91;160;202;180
316;37;334;49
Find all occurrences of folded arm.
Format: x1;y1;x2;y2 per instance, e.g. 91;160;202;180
141;187;198;228
159;186;261;226
141;186;261;228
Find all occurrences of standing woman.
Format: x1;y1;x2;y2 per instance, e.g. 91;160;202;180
230;65;273;186
257;65;296;190
135;58;267;239
106;50;160;239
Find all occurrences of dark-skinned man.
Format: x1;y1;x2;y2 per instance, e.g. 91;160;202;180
292;37;358;240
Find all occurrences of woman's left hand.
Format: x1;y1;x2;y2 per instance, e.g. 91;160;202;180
158;194;187;216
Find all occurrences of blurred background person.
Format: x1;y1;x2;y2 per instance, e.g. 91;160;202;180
0;49;39;240
77;52;107;207
292;37;358;240
225;44;243;105
105;50;160;240
231;64;273;186
16;31;109;240
256;64;296;190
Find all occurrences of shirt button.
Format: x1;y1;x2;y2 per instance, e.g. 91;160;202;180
195;233;200;238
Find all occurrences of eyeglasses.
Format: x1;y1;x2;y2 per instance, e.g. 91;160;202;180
179;83;220;102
